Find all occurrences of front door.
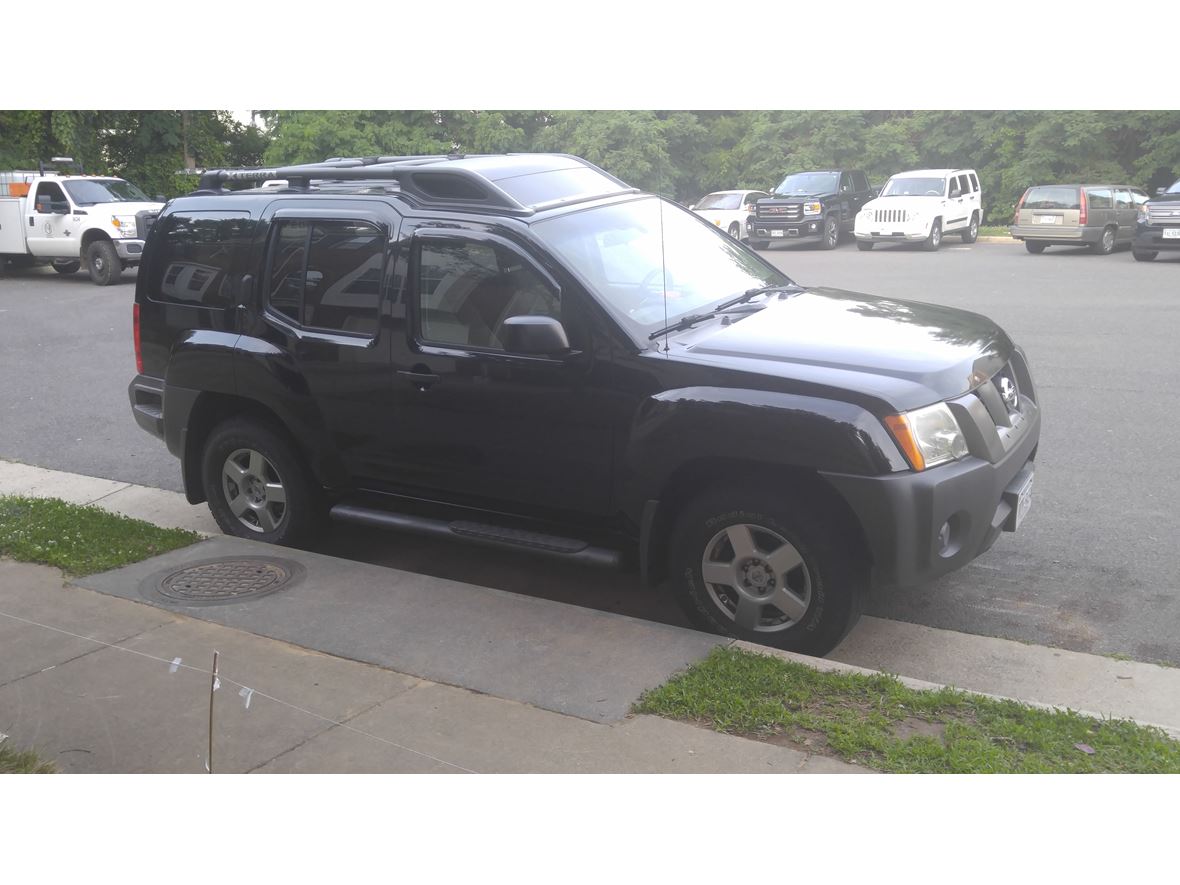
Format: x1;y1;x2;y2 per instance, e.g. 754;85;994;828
26;181;74;257
386;226;613;518
944;173;970;232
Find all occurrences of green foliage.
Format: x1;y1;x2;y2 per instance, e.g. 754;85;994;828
4;110;1179;221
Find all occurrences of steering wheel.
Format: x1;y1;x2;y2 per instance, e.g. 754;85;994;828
639;268;674;296
925;189;942;196
629;269;676;320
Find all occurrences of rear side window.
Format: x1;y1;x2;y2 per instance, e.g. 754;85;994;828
265;219;385;336
1023;187;1081;210
147;210;253;307
1086;188;1113;210
969;173;980;192
851;171;869;192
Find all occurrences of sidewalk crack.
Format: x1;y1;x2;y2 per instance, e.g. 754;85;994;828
0;620;173;690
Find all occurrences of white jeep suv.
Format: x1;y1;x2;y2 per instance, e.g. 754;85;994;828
854;168;981;251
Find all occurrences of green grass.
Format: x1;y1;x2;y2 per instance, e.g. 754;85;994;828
634;647;1180;773
979;225;1013;238
0;495;199;576
0;744;56;774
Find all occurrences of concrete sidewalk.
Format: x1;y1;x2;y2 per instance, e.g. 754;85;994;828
4;457;1180;772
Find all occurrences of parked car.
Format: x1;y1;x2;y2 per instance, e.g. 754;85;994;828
691;190;768;240
1132;177;1180;262
1010;184;1149;255
746;170;875;250
854;168;982;251
129;153;1040;657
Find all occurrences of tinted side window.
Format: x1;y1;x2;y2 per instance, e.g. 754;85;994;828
147;210;253;308
969;173;980;192
33;181;66;210
265;219;384;335
1087;188;1113;210
1114;189;1133;210
415;237;560;351
852;171;869;192
839;172;853;192
949;176;964;197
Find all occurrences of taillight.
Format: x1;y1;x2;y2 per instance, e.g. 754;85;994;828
1013;189;1028;224
133;303;143;374
1079;188;1088;226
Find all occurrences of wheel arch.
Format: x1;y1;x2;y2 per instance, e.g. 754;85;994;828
80;228;113;252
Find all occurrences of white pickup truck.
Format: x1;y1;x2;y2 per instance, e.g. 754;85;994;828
0;160;165;285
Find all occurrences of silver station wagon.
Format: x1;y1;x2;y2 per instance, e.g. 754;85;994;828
1011;184;1150;255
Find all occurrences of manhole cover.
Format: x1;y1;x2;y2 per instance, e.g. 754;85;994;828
143;557;305;606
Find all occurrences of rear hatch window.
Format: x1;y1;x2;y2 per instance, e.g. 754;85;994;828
1023;186;1080;210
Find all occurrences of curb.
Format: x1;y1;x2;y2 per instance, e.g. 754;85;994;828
977;235;1017;243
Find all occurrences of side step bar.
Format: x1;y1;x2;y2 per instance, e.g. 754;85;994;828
329;503;623;569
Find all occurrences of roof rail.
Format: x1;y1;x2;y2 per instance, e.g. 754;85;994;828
196;155;534;214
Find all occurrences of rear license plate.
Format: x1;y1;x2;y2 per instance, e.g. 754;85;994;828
771;230;784;237
1163;228;1180;239
1037;216;1059;224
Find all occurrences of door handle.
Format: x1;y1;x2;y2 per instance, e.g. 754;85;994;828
398;368;440;390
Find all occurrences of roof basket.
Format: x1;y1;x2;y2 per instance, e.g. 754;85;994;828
196;155;534;215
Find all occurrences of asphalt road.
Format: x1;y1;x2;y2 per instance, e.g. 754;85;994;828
2;240;1178;663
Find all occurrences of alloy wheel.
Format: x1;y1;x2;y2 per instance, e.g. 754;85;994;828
700;523;812;633
221;448;288;533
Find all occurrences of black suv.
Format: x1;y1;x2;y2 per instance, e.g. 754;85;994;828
1132;176;1180;261
129;153;1040;657
747;169;875;250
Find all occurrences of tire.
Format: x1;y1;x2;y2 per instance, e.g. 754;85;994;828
1025;241;1047;254
856;241;874;251
960;213;979;244
820;215;840;250
1132;248;1158;262
747;239;768;251
85;240;122;286
668;483;867;657
727;222;742;240
1091;227;1116;255
53;260;81;275
201;417;321;547
921;219;942;252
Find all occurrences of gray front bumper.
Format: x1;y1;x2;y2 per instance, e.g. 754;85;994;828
114;239;147;261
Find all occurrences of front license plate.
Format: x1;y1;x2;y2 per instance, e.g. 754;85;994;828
771;230;784;237
1037;215;1059;224
1163;228;1180;239
1013;473;1034;530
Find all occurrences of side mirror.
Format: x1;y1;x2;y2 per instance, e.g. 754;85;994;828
1157;187;1167;195
501;315;570;355
52;201;70;215
687;204;696;211
155;194;167;202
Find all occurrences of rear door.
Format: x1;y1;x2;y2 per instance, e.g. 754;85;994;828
1086;187;1115;236
1114;188;1136;241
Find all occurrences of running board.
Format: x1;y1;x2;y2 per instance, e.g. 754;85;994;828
329;503;623;569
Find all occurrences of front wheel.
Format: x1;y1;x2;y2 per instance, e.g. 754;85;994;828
960;213;979;244
727;222;742;240
201;417;321;547
856;241;874;251
668;485;866;657
86;240;122;286
921;219;942;252
1091;227;1116;255
820;215;840;250
1132;248;1158;262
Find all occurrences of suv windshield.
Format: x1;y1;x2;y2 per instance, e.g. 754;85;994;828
694;193;744;210
774;172;838;196
880;177;946;197
62;179;150;205
534;197;792;340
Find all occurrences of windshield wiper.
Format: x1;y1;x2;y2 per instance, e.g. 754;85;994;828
648;312;723;340
647;284;803;341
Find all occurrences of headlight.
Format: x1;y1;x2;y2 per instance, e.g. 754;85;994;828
803;201;823;215
111;215;138;237
884;403;968;470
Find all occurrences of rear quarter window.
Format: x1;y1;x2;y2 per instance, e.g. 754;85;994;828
146;210;254;308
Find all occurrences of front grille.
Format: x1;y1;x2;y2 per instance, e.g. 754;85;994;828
135;210;159;239
1147;205;1180;223
758;203;802;221
874;208;909;224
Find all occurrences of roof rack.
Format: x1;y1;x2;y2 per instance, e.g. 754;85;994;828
194;153;638;216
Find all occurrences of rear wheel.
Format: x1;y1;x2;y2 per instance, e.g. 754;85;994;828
668;484;867;657
201;417;321;547
960;213;979;243
921;219;942;252
1132;248;1158;262
86;240;121;286
856;241;874;251
1091;226;1116;255
821;215;840;250
1025;241;1047;254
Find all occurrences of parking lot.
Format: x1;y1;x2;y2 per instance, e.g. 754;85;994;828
1;238;1178;663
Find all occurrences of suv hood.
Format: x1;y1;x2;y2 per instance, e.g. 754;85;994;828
673;287;1012;412
860;195;945;212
